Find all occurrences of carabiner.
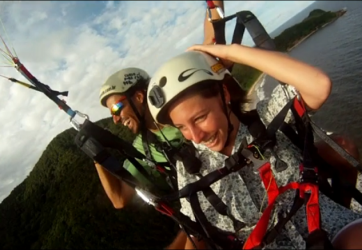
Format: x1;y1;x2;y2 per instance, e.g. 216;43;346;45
241;147;269;174
207;5;225;21
135;187;158;206
70;110;89;131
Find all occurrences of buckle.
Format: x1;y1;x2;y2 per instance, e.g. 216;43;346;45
135;187;158;206
241;147;269;173
70;110;89;131
207;5;225;21
224;150;251;172
299;165;318;184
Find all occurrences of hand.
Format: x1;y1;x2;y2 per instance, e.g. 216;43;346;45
187;44;234;69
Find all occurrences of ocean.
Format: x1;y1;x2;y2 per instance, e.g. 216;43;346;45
255;1;362;155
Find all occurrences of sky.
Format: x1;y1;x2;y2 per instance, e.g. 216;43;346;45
0;1;315;203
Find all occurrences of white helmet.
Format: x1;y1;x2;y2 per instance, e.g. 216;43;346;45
99;67;150;107
147;51;231;124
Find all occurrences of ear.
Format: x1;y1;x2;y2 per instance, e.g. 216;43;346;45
222;83;231;104
134;90;145;104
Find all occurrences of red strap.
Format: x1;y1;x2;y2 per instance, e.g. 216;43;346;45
156;202;174;217
156;165;165;173
293;96;306;118
243;164;321;249
206;0;216;9
259;163;279;204
58;99;66;110
299;183;320;233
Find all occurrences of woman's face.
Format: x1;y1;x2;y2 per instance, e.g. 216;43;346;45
169;90;230;152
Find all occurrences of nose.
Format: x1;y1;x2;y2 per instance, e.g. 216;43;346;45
113;114;121;124
187;125;206;144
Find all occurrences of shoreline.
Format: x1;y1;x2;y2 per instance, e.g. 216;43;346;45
246;9;346;103
247;72;265;96
287;14;342;52
244;73;266;111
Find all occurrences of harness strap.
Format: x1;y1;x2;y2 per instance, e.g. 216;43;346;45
243;165;322;249
166;145;250;201
78;119;172;193
243;163;299;249
262;191;304;245
279;120;362;207
205;1;227;46
141;128;153;161
243;97;326;249
189;192;245;249
200;181;247;232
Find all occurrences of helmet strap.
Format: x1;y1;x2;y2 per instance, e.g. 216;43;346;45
125;92;146;130
218;84;234;149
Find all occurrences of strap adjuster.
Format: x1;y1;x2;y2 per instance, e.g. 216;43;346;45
224;150;251;172
300;165;318;184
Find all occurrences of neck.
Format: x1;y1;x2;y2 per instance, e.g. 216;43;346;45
220;111;240;156
144;108;163;132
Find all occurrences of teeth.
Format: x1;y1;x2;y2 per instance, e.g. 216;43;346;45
204;134;216;144
123;119;130;127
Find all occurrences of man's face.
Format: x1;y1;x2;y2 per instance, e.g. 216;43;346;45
106;91;144;134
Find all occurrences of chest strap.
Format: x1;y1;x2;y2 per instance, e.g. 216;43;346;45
243;96;332;249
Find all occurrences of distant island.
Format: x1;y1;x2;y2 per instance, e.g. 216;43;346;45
232;8;348;91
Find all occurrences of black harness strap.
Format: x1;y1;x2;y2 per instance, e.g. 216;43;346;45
189;193;244;249
74;119;234;248
291;98;333;250
74;124;141;189
77;119;170;193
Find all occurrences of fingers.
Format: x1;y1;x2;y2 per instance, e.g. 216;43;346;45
186;44;205;52
186;44;229;60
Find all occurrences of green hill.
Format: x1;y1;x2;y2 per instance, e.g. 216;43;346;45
0;118;179;249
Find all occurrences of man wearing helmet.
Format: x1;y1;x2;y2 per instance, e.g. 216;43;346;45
95;0;225;210
96;67;184;208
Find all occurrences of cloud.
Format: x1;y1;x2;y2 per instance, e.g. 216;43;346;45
0;1;315;202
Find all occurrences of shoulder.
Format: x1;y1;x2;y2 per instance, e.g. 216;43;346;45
256;84;298;126
160;125;184;139
132;134;145;153
158;125;185;147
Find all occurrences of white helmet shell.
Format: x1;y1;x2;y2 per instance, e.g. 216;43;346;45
147;51;230;124
99;67;150;107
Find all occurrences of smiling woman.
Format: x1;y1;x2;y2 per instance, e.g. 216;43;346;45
147;44;362;249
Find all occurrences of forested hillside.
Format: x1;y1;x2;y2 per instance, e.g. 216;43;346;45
0;118;179;249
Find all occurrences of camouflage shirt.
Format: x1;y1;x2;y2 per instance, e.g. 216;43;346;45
176;83;362;249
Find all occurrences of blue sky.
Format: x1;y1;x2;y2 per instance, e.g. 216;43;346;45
0;1;315;202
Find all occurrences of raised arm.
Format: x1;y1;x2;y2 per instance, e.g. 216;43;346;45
203;1;224;45
188;44;332;110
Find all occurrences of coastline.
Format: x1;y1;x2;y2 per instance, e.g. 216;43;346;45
245;9;346;105
244;73;265;111
286;14;343;52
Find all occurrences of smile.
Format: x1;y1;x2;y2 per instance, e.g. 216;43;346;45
202;133;217;146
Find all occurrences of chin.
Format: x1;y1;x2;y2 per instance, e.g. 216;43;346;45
132;125;140;134
208;142;224;152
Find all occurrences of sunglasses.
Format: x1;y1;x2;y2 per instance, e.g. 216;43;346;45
110;96;127;116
